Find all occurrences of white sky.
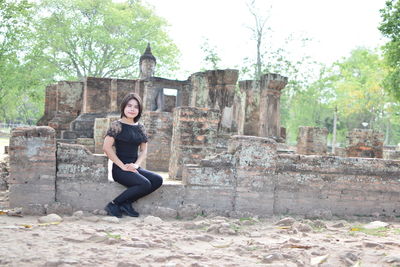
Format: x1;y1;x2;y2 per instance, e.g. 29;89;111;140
146;0;387;80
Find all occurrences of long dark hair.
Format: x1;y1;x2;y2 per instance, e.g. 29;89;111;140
120;93;143;122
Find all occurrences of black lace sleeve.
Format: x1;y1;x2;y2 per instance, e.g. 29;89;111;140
105;121;122;138
138;123;149;143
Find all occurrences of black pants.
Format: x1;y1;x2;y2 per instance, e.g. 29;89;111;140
112;166;163;205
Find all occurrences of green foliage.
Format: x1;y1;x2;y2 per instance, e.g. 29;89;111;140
0;0;50;124
379;0;400;101
34;0;179;79
200;38;221;70
0;0;180;124
283;47;400;145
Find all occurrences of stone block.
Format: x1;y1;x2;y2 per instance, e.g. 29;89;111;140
296;126;328;155
8;127;56;208
142;111;173;172
56;181;123;211
56;143;108;182
183;185;235;213
135;182;185;212
346;129;384;158
229;135;277;171
9;183;55;208
182;165;234;187
235;188;274;216
83;77;112;113
169;107;221;179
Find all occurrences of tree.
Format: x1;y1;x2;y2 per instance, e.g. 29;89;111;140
34;0;179;79
379;0;400;101
0;0;48;124
200;38;221;70
246;0;271;80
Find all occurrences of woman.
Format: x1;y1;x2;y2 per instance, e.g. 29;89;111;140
103;93;163;218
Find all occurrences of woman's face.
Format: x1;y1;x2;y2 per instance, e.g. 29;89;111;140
123;98;140;120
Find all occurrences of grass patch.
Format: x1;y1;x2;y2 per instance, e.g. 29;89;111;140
350;225;389;237
105;232;121;239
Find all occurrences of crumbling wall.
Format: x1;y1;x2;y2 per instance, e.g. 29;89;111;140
56;143;119;211
259;73;288;140
346;129;383;158
93;116;119;154
239;80;260;136
276;154;400;216
142;111;173;172
296;126;328;155
142;77;189;112
168;107;220;179
8;127;400;218
189;70;239;132
8;127;56;208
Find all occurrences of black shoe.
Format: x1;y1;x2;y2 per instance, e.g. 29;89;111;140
119;202;139;217
105;202;123;218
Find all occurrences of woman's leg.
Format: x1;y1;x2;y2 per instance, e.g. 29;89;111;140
136;168;163;195
112;168;152;205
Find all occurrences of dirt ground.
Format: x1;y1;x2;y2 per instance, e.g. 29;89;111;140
0;210;400;267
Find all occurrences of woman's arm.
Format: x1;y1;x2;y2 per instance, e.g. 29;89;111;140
103;136;130;171
126;142;148;171
135;142;148;167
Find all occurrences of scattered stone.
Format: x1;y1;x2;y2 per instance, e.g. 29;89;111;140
207;224;220;233
331;222;346;228
81;228;96;235
143;215;163;225
72;210;84;218
262;253;284;263
92;209;107;216
38;214;62;223
312;220;327;229
7;207;23;217
116;262;141;267
87;234;109;243
339;251;359;266
363;221;389;229
219;227;237;235
125;241;150;248
310;254;329;266
363;241;384;248
288;237;301;243
192;234;214;242
102;216;119;223
295;223;312;232
385;256;400;263
275;217;296;226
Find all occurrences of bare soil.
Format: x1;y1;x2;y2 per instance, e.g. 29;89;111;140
0;211;400;267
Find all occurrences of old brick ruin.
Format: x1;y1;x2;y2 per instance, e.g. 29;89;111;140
6;44;400;217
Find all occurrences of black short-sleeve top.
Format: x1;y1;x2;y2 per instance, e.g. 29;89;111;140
106;120;148;164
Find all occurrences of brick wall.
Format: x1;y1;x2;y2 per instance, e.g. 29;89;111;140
296;126;328;155
346;129;384;158
8;127;56;208
169;107;220;179
142;111;173;172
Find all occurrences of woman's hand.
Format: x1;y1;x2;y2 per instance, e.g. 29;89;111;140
125;163;138;172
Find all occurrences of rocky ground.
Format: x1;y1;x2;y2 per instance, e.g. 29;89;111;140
0;208;400;267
